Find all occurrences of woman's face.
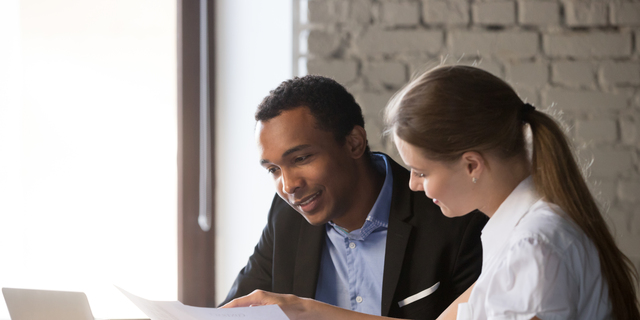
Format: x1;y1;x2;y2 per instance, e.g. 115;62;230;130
394;135;478;217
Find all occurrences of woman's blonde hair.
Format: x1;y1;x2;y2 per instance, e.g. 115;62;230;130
385;65;639;320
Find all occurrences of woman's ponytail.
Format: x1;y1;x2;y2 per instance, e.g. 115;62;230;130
527;110;639;320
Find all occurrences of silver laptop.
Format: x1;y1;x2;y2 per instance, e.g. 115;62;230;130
2;287;95;320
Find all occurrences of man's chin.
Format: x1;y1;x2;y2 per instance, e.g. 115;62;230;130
299;212;329;226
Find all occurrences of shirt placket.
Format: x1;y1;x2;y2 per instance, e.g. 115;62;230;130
345;236;359;310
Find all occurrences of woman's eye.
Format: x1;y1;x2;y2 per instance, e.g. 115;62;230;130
413;171;425;178
294;155;309;163
267;167;278;174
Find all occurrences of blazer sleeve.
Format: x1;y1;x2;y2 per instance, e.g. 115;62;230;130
447;210;487;301
219;196;279;306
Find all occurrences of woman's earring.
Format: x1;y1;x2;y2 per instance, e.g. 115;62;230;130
472;177;477;184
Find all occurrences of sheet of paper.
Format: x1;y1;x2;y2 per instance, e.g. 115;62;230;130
116;287;290;320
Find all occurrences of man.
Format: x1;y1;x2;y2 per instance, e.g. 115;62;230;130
222;75;488;319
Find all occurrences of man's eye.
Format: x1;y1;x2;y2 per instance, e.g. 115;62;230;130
294;155;309;163
267;167;278;174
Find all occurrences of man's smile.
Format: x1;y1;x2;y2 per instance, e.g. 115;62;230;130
293;190;323;212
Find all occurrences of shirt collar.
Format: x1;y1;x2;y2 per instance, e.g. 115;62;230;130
328;153;393;240
480;176;542;266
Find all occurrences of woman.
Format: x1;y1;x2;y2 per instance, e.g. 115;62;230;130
223;66;639;319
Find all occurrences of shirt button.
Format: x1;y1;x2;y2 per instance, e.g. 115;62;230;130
349;242;356;249
356;296;363;303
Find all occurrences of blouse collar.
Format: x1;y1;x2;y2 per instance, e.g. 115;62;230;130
480;176;542;268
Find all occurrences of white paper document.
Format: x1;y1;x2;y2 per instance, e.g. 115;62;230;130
117;287;290;320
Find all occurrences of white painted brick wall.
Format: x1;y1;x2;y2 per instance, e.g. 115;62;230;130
298;0;640;269
507;62;548;88
542;88;629;113
610;2;640;26
575;119;618;144
563;1;608;27
458;59;504;78
605;207;631;237
358;28;442;55
589;148;634;177
619;180;640;203
472;1;516;25
551;61;596;89
307;30;341;57
350;0;372;24
518;0;560;26
448;30;538;58
308;0;334;24
307;59;358;84
381;1;420;27
422;0;469;25
620;118;638;145
590;179;616;205
512;85;539;106
599;62;640;87
543;32;633;58
363;61;407;89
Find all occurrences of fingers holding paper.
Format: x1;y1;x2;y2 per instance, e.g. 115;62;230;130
221;290;310;319
222;290;396;320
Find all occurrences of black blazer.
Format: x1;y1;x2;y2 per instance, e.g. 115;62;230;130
222;154;488;319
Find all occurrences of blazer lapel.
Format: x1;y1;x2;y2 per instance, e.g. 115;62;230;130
292;219;325;298
381;157;413;316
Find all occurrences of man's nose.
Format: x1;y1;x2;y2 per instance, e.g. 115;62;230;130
281;170;303;195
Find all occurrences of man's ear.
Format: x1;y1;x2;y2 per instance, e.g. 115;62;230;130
345;125;368;159
461;151;485;179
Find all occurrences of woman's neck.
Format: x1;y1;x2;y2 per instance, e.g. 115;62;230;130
478;155;530;218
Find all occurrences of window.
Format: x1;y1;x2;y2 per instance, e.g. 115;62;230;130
0;1;177;318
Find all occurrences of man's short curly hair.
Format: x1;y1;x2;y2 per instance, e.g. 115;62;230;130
256;75;371;156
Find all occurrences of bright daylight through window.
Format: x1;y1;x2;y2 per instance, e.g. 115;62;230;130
0;1;177;318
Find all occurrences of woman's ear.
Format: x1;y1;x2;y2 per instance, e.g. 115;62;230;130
461;151;485;180
345;125;368;159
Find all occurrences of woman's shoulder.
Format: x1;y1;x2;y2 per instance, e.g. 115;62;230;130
509;200;591;255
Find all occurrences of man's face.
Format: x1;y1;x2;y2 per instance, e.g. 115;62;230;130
256;107;359;226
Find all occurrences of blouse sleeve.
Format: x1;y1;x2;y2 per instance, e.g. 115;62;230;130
483;235;578;320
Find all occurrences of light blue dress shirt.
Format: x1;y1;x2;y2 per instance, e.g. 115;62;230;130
314;154;394;316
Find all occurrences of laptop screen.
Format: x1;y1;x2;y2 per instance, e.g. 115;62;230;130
2;288;95;320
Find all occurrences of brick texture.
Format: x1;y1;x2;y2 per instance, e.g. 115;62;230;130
610;2;640;26
552;61;596;89
358;29;442;55
381;1;420;27
448;31;538;58
600;62;640;87
543;33;633;58
307;30;341;57
564;1;608;27
507;62;548;88
422;0;469;25
298;0;640;265
307;59;358;84
472;1;516;25
542;88;628;113
518;0;560;26
575;119;618;144
363;61;407;89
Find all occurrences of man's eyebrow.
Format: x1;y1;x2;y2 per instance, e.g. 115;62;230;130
260;144;312;165
282;144;311;158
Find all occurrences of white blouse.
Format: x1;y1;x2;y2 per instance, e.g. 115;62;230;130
457;177;611;320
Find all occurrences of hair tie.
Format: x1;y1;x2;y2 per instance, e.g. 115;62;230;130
521;103;535;122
